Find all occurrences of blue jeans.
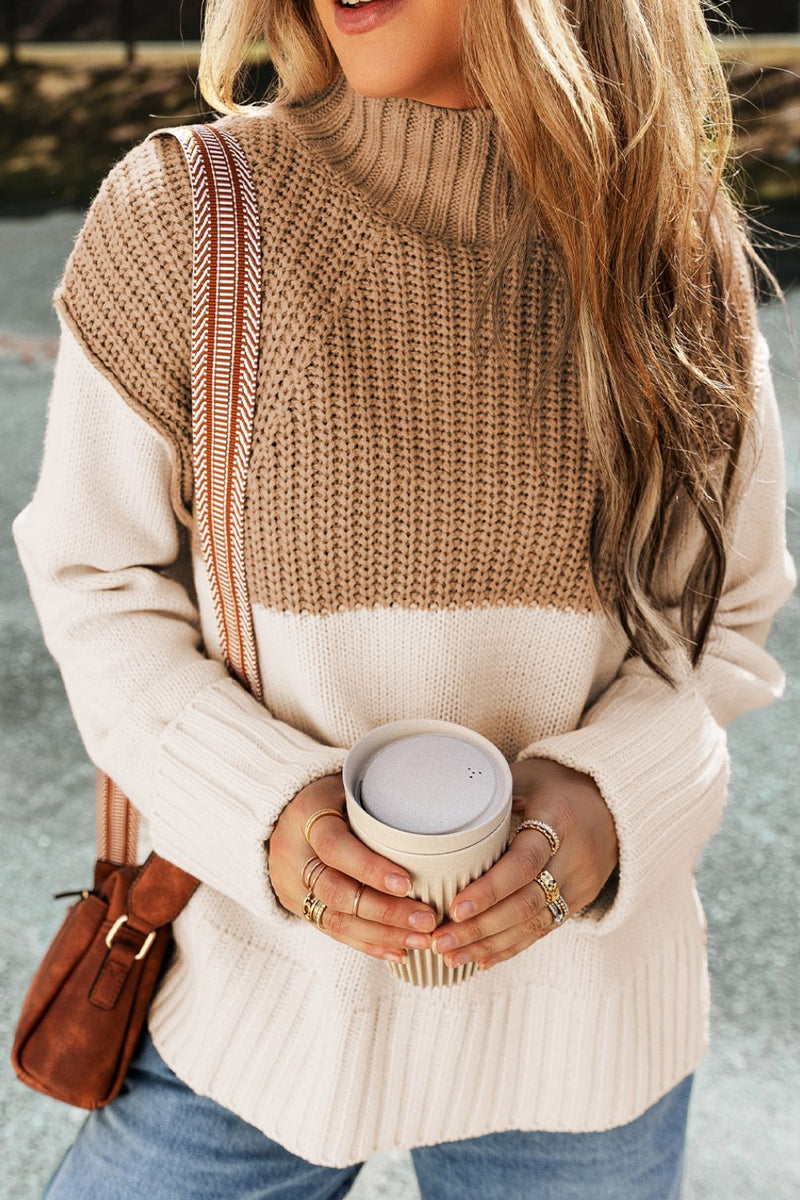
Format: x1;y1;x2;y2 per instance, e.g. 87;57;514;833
42;1023;693;1199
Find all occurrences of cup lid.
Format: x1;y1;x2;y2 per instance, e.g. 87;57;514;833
343;718;513;852
360;734;499;835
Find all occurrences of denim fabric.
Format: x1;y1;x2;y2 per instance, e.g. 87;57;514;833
42;1023;692;1200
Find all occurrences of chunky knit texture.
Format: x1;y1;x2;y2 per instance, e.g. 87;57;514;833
14;66;796;1166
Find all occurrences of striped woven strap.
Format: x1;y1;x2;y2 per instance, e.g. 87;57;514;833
95;122;263;865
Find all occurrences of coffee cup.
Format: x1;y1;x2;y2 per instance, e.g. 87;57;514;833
343;718;513;987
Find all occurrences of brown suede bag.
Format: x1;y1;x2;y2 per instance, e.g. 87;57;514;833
11;855;199;1107
11;120;264;1109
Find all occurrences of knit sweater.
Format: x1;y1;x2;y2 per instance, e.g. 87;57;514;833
13;67;795;1166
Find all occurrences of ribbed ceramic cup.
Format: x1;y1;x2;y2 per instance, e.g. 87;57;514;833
343;718;513;988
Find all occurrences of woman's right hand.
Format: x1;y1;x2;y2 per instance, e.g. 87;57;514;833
267;772;439;963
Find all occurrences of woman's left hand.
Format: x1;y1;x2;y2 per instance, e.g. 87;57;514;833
431;758;619;971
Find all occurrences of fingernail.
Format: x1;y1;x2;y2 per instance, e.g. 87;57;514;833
453;900;476;921
386;874;412;895
433;934;456;953
384;951;407;963
450;950;472;966
409;910;436;931
405;933;432;949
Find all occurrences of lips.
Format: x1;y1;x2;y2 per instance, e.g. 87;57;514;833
333;0;407;32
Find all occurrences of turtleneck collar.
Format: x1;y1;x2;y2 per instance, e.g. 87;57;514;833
274;66;517;244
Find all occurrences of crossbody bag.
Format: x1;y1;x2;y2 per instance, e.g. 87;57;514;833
11;120;264;1109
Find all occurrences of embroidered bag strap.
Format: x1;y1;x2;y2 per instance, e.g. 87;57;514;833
94;122;264;866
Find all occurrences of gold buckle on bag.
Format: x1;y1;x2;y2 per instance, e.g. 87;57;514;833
104;914;157;960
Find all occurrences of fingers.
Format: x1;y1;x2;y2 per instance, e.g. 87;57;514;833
321;905;434;955
297;870;435;962
419;759;619;971
432;875;564;967
314;918;409;965
431;888;563;969
437;829;617;969
433;839;597;968
306;812;415;899
290;773;417;896
276;785;440;963
304;814;442;941
479;941;543;971
446;826;554;923
307;863;438;935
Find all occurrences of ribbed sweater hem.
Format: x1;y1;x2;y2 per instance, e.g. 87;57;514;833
146;879;709;1167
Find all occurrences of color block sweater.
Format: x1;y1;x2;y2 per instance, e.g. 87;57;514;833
13;67;796;1166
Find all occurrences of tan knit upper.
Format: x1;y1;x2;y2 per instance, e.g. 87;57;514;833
53;68;616;618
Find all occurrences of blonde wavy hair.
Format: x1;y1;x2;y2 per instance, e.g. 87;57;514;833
198;0;790;682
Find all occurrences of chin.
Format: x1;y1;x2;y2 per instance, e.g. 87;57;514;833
333;55;414;99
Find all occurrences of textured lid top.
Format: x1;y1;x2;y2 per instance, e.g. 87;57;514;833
359;733;502;835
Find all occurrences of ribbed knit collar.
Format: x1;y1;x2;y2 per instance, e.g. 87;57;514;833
276;66;517;244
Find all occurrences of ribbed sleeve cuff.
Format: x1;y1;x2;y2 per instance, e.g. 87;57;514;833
150;676;348;925
515;672;730;935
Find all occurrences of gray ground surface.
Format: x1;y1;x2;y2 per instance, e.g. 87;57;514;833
1;212;798;1200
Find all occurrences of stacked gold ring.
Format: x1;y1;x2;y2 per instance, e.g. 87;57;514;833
308;862;328;891
533;868;561;905
301;855;329;892
547;896;569;926
513;819;560;858
303;890;327;928
301;855;322;889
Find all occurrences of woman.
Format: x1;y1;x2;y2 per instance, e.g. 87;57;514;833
13;0;795;1196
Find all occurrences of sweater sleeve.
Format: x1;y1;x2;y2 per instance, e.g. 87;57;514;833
514;330;796;934
51;130;197;529
13;316;348;926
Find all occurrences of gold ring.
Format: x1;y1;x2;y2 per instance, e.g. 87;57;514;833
514;819;560;858
534;868;560;905
303;894;327;928
547;896;569;926
308;862;328;891
352;881;365;917
302;855;322;889
303;808;347;844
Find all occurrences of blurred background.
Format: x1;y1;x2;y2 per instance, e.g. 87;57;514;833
1;3;799;1198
